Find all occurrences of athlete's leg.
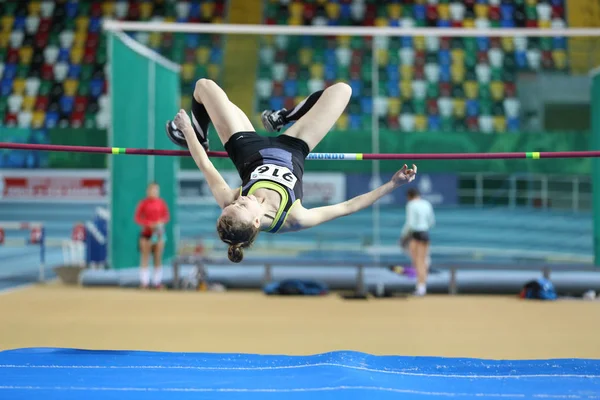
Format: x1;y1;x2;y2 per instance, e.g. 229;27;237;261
168;79;255;148
282;82;351;151
261;90;324;133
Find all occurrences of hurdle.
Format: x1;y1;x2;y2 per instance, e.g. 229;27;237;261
0;221;46;282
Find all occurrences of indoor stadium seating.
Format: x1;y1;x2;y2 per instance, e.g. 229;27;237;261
0;0;226;131
257;0;569;133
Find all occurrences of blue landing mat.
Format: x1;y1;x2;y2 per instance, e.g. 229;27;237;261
1;348;599;400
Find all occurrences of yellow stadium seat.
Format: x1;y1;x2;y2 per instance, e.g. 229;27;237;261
490;81;505;101
32;111;45;128
413;36;426;51
501;37;514;52
70;47;84;64
0;32;9;47
63;79;79;96
375;17;388;27
525;0;537;6
463;19;475;28
149;32;162;49
451;49;465;65
414;115;427;131
19;46;33;65
539;20;551;29
75;16;89;33
180;95;192;112
140;2;153;20
387;4;401;19
295;96;305;105
22;96;36;111
451;64;465;84
196;47;211;64
493;116;506;132
181;63;195;83
299;48;313;67
290;2;303;18
326;3;340;19
335;113;349;130
400;80;412;100
475;4;488;18
207;64;220;80
164;17;176;23
73;31;87;47
212;16;223;23
28;1;41;16
317;0;327;5
377;48;389;66
288;16;303;26
310;63;324;79
1;16;14;32
453;99;466;118
464;81;478;99
337;36;351;48
400;64;414;81
438;4;450;19
201;2;215;19
12;78;26;95
552;50;568;70
388;98;401;116
102;1;115;17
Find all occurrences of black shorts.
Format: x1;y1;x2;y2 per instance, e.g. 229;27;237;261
411;231;430;243
224;131;310;186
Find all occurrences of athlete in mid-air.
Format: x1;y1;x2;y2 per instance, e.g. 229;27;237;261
166;79;417;262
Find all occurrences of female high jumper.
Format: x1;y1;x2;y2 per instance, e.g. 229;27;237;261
166;79;417;263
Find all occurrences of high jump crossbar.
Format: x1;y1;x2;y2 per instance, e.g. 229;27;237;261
1;142;599;160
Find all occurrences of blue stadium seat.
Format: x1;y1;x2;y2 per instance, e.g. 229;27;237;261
428;115;441;131
66;1;79;18
269;97;284;111
360;96;373;114
386;80;400;97
68;64;81;78
439;64;451;82
507;117;520;132
89;17;102;32
324;65;337;81
438;19;451;27
3;64;17;80
13;16;26;30
386;65;399;81
210;48;223;64
283;79;297;97
186;34;200;49
476;37;490;51
1;79;14;96
466;99;479;117
89;78;104;97
348;114;362;130
189;2;201;18
45;111;60;128
438;50;451;66
58;48;70;62
60;96;74;114
515;51;528;68
349;78;362;97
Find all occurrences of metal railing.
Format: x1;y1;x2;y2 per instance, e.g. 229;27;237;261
458;173;592;212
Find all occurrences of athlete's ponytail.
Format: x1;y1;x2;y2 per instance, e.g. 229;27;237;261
227;244;244;263
217;214;259;263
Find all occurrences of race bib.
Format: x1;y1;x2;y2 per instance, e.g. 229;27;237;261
250;164;298;190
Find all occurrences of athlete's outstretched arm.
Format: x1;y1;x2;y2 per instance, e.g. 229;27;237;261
173;109;238;208
295;165;417;230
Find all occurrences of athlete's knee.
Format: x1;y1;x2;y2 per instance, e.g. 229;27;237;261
194;78;219;94
329;82;352;98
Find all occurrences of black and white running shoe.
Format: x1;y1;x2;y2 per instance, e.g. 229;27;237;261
165;120;209;151
260;108;287;133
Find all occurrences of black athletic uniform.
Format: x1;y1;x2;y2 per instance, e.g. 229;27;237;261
224;131;310;233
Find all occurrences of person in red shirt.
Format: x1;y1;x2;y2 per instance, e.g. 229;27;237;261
134;182;170;289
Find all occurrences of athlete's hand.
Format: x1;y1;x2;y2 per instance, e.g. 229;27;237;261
391;164;417;187
174;109;192;132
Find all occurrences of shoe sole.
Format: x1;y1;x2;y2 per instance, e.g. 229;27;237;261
165;121;188;148
261;110;277;133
